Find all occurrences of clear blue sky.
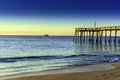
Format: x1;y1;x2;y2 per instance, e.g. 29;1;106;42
0;0;120;35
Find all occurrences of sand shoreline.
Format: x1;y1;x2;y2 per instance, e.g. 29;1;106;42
2;62;120;80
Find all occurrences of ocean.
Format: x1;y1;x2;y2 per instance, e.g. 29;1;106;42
0;36;119;77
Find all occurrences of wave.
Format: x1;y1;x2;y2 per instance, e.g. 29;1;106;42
0;56;64;62
0;54;120;63
0;54;98;62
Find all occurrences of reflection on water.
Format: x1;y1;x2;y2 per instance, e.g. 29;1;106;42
74;42;120;55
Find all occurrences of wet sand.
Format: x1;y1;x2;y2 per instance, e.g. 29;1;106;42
2;63;120;80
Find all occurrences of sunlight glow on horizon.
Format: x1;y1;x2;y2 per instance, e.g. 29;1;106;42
0;17;77;36
0;16;120;36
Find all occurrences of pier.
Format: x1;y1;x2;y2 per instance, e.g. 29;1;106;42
73;25;120;44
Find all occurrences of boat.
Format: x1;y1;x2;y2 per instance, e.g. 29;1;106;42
44;34;49;37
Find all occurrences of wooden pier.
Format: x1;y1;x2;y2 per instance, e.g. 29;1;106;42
73;25;120;44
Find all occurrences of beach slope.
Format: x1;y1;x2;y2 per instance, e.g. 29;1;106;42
2;63;120;80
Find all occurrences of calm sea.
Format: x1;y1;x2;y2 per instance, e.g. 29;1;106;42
0;36;119;77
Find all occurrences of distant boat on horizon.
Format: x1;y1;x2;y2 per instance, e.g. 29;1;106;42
44;34;49;37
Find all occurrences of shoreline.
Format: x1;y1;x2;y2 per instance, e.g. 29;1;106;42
2;62;120;80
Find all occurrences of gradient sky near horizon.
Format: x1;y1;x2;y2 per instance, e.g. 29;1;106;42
0;0;120;35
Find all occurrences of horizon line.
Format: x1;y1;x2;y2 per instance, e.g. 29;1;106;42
0;34;74;36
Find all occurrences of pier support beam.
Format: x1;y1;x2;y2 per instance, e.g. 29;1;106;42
89;31;91;41
92;31;94;42
73;31;77;42
100;31;103;43
105;30;107;44
96;31;99;43
109;30;112;43
80;31;83;42
114;30;117;44
83;31;86;41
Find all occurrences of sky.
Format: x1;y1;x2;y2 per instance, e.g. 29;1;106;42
0;0;120;35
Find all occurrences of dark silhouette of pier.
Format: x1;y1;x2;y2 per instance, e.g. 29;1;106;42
73;24;120;44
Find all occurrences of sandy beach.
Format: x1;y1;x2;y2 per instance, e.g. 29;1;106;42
1;62;120;80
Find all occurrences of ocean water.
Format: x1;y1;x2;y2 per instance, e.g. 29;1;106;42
0;36;119;77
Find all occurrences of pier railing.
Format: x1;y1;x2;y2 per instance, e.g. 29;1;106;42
73;26;120;44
